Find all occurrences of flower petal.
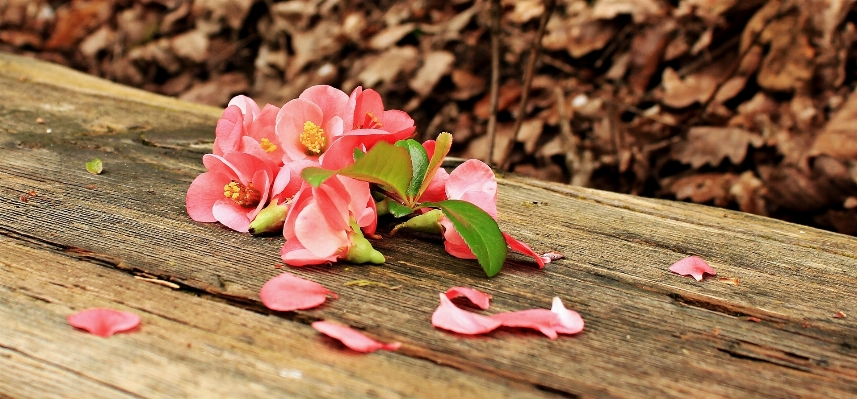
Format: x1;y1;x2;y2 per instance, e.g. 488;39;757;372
491;309;560;339
67;308;140;337
311;321;400;353
502;232;545;269
431;294;501;335
281;239;338;266
669;255;716;281
260;273;338;311
186;172;230;222
551;297;584;334
445;287;491;310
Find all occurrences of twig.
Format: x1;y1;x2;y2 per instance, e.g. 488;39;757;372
486;0;502;167
500;0;557;170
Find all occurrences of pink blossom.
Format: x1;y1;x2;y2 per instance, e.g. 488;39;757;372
431;293;502;335
67;308;140;337
259;273;338;311
669;256;717;281
445;287;492;310
432;160;544;267
275;85;350;163
186;152;275;232
311;321;400;353
214;95;284;166
280;176;378;266
319;87;416;170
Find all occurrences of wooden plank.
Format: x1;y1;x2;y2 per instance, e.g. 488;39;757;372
0;235;554;399
1;52;857;397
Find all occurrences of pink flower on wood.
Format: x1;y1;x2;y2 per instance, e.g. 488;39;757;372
280;176;377;266
445;286;492;310
431;293;502;335
311;321;401;353
275;85;350;163
67;308;140;337
214;95;284;167
259;273;338;311
669;256;717;281
319;87;417;170
186;152;275;232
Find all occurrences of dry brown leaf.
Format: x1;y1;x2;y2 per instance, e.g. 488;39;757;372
665;173;737;206
505;0;544;24
410;51;455;97
170;29;209;63
672;127;763;168
450;69;486;100
288;20;343;80
543;17;617;58
368;23;416;51
730;171;768;215
192;0;255;31
357;46;419;88
592;0;667;23
0;30;43;48
810;87;857;159
179;72;249;106
518;119;545;155
45;0;113;50
628;24;671;93
474;81;521;119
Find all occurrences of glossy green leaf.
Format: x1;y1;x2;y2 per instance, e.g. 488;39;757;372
417;132;452;198
301;141;412;200
387;201;414;218
423;200;507;277
395;139;429;199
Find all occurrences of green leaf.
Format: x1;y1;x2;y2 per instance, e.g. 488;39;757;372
353;147;365;161
85;158;103;174
387;201;414;218
395;139;429;198
423;200;507;277
417;132;452;198
301;141;413;200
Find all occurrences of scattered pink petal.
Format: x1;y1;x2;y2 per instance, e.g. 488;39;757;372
445;287;491;310
492;309;560;339
431;294;501;335
260;273;338;311
503;233;545;268
67;308;140;337
540;251;564;264
551;297;584;334
669;256;716;281
311;321;400;353
833;311;847;319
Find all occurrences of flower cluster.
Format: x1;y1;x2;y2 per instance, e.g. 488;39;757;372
187;85;542;274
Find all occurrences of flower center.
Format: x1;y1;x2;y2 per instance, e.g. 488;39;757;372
260;138;277;153
223;181;261;207
300;121;326;155
355;111;383;129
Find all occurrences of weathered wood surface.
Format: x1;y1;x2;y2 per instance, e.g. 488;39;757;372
1;52;856;398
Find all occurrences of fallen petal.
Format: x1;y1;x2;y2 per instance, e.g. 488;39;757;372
311;321;400;353
491;309;560;339
260;273;338;311
669;256;717;281
67;308;140;337
445;287;491;310
540;251;564;264
503;233;545;269
551;297;584;334
432;294;501;335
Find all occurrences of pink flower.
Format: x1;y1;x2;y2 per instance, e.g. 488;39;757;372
186;152;275;232
311;321;401;353
67;308;140;337
275;85;350;163
431;293;502;335
669;256;717;281
260;273;338;311
280;176;378;266
445;286;491;310
432;160;544;267
319;87;417;170
214;95;284;166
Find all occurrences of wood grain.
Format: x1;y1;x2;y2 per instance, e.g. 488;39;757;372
1;52;856;398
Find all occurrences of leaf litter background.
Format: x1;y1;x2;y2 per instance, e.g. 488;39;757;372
2;0;856;235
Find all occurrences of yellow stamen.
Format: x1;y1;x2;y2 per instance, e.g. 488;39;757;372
260;137;277;153
223;181;261;207
300;121;326;155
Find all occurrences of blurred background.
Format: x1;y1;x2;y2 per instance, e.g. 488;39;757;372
2;0;856;235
